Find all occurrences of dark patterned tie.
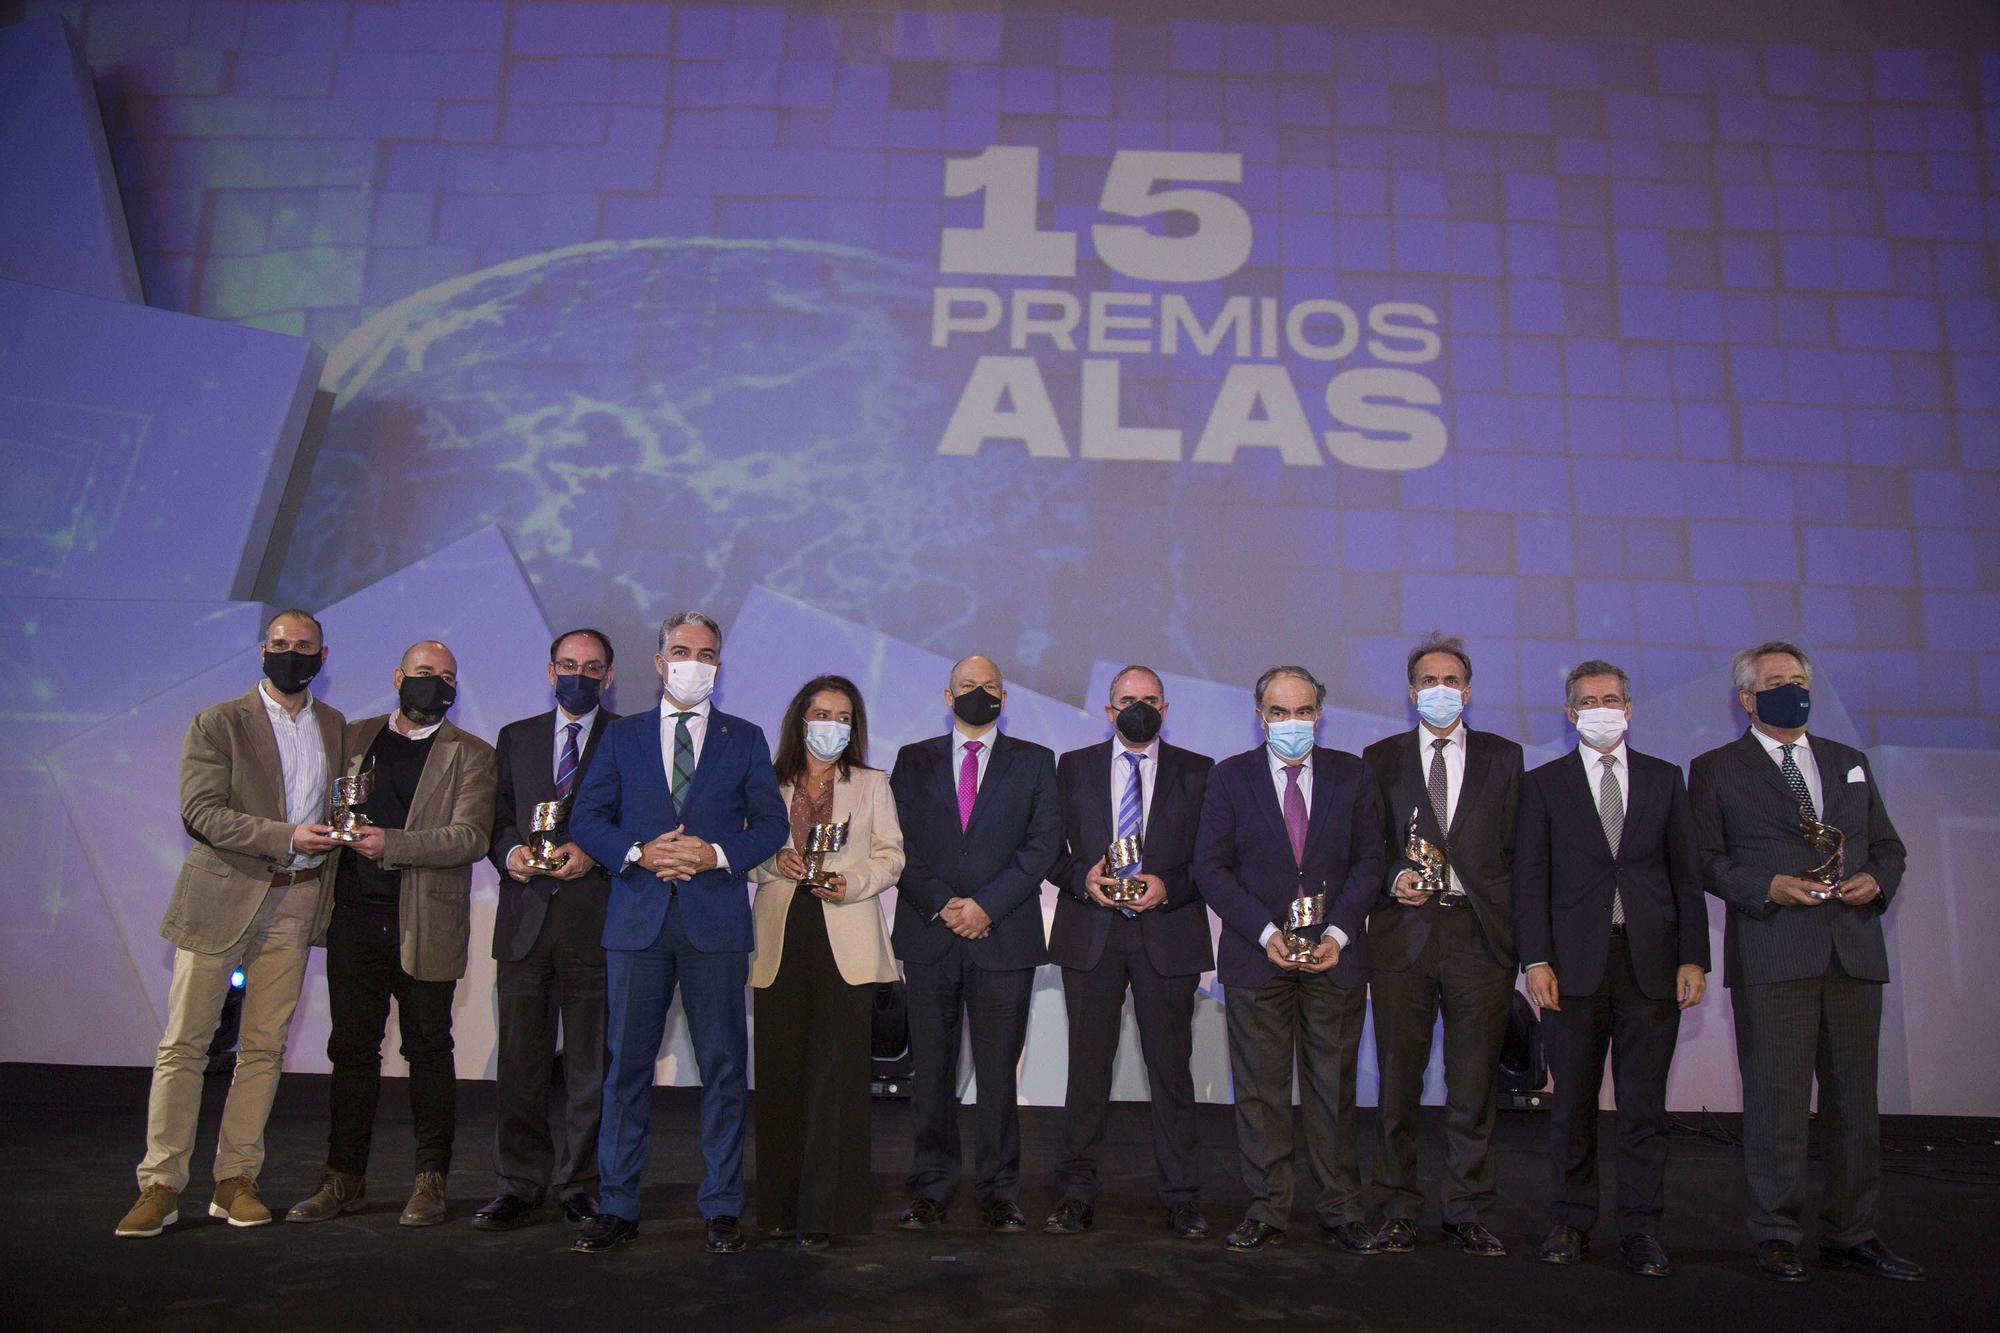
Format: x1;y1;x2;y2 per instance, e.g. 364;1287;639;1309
1598;753;1625;926
1779;742;1815;820
1282;764;1307;865
1428;738;1450;839
671;712;696;805
555;721;582;800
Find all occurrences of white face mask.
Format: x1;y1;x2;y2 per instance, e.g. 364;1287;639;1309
804;720;851;762
1574;706;1628;750
664;660;716;706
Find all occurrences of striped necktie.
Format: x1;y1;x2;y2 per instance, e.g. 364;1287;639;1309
671;711;697;804
1598;753;1625;926
555;721;582;800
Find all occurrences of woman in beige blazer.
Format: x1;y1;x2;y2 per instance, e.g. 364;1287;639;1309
749;673;904;1249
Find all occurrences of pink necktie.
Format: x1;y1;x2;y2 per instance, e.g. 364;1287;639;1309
957;740;983;831
1282;763;1308;865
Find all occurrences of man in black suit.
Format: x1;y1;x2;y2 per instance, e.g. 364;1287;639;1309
1043;666;1214;1241
890;654;1062;1233
1514;659;1709;1276
1689;640;1921;1284
1194;664;1382;1254
1362;634;1523;1258
474;629;620;1232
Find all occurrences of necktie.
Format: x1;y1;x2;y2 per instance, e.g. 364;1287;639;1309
1427;737;1450;839
1779;743;1815;820
1598;753;1625;926
555;721;582;800
670;711;696;804
957;740;983;831
1117;752;1145;870
1282;763;1307;865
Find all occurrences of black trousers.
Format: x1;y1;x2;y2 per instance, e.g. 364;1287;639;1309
492;889;607;1203
904;940;1034;1211
753;895;875;1234
1541;933;1682;1235
325;905;458;1175
1732;961;1883;1247
1056;915;1201;1208
1370;906;1515;1224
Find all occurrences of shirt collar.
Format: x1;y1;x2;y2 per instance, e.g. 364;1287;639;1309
662;697;711;722
1750;726;1810;759
1267;745;1311;780
1114;738;1159;766
954;724;997;751
557;705;598;730
1414;722;1465;748
1578;739;1629;769
258;680;315;723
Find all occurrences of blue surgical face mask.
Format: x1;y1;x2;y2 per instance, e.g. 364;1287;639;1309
1753;682;1810;730
1266;718;1316;761
1415;684;1464;729
804;719;851;762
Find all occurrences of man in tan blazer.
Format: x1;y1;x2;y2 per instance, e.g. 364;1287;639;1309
285;640;496;1229
116;610;346;1238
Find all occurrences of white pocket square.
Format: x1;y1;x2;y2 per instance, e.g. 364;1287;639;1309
1846;766;1866;783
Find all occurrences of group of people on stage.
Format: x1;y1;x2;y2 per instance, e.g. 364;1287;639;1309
115;608;1922;1285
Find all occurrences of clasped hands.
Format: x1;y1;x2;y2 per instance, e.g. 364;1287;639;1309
1767;871;1879;908
1264;928;1340;974
638;826;718;881
1083;859;1166;913
504;842;598;882
773;847;849;903
939;897;992;939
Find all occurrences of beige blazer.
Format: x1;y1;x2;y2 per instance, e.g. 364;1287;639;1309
321;715;497;982
165;685;346;954
749;765;904;988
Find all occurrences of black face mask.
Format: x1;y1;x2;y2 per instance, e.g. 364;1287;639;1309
1753;682;1810;730
951;686;1002;728
1114;700;1162;744
553;673;601;716
398;674;457;723
262;649;322;695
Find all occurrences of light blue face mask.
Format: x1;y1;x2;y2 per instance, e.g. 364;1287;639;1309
1265;718;1316;761
1415;684;1464;729
804;719;851;761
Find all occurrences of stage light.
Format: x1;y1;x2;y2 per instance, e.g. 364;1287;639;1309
229;967;246;990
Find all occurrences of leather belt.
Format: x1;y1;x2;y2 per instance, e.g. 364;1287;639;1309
270;865;321;887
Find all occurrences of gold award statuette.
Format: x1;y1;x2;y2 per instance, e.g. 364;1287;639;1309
1280;892;1329;964
1404;807;1460;906
522;800;568;873
1102;833;1146;905
327;763;375;844
799;817;851;892
1799;803;1846;899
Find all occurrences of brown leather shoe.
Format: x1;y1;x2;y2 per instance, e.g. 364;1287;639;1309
286;1168;366;1223
400;1171;447;1227
209;1176;273;1228
115;1184;180;1237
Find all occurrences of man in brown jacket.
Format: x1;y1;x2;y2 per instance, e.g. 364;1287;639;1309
286;640;496;1228
116;610;346;1237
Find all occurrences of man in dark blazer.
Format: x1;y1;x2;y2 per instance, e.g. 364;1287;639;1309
1194;664;1383;1254
1043;666;1214;1241
1690;640;1920;1284
1362;634;1523;1258
567;611;788;1255
474;629;620;1232
890;654;1062;1233
1514;660;1709;1277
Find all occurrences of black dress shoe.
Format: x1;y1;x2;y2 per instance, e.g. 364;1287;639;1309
1622;1232;1670;1277
705;1215;746;1254
1820;1238;1925;1282
897;1199;946;1231
1756;1240;1808;1283
985;1201;1028;1233
572;1214;638;1253
472;1193;538;1231
1224;1218;1285;1251
1538;1224;1589;1265
1043;1199;1092;1235
558;1195;597;1227
1320;1220;1379;1254
1373;1218;1417;1253
797;1232;831;1252
1166;1203;1210;1241
768;1224;798;1240
1443;1221;1508;1257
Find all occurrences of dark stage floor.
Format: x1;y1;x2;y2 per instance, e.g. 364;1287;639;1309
5;1063;1994;1330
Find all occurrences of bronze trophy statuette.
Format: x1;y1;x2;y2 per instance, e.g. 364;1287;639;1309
522;800;568;873
1799;802;1846;900
1279;892;1328;964
1102;833;1146;905
799;817;851;892
327;763;375;844
1404;807;1460;906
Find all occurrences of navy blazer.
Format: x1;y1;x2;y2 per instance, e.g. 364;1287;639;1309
487;707;618;963
1513;746;1710;1000
1046;739;1214;977
888;731;1062;972
569;703;788;954
1193;745;1382;990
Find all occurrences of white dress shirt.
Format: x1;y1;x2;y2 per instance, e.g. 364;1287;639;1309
623;696;727;871
952;723;998;794
1256;745;1350;951
1109;738;1159;838
1749;726;1823;813
1525;740;1628;972
1412;722;1467;898
551;705;599;782
260;681;329;870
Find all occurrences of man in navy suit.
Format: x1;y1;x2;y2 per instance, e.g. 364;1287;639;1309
567;611;788;1254
1194;664;1383;1254
890;654;1061;1233
1513;659;1708;1277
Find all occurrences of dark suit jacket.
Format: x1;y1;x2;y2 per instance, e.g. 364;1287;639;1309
1689;729;1906;988
1193;745;1382;990
569;704;788;955
1047;739;1214;977
487;707;618;963
1362;727;1524;972
1513;746;1710;1000
889;731;1062;972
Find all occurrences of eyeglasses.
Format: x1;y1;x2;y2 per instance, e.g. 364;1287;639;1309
553;659;610;677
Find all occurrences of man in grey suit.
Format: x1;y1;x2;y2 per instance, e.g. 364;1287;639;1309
1689;640;1922;1284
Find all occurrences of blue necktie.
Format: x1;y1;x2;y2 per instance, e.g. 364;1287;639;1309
555;721;581;800
1115;751;1144;919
